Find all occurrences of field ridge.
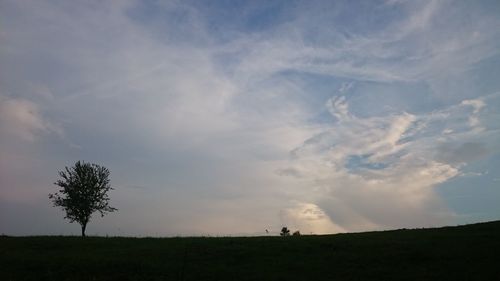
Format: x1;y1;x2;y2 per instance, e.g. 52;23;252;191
2;220;500;280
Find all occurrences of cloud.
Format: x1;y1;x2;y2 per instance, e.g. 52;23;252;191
1;0;500;235
461;99;486;128
435;142;489;165
0;95;59;142
220;0;500;88
280;202;345;234
280;92;497;231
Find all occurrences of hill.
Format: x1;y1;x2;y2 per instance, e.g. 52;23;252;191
1;221;500;280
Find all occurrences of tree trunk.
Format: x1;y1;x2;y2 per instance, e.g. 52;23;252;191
81;223;86;238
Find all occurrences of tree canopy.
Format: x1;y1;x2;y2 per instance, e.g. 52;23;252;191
49;161;117;237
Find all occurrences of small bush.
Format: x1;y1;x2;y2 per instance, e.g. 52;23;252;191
280;227;291;236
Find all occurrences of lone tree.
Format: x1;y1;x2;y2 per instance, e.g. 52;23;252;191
49;161;117;237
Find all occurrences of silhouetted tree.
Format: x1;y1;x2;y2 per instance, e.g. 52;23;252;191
292;230;301;236
49;161;117;237
280;227;290;236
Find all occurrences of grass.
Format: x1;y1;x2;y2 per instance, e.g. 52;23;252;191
1;221;500;280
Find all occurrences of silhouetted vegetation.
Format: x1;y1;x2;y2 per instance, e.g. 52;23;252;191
49;161;117;237
280;227;290;236
1;221;499;280
292;230;301;236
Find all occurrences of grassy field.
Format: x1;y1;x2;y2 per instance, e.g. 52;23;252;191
1;221;499;281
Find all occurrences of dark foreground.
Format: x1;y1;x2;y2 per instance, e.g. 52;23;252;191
1;221;500;281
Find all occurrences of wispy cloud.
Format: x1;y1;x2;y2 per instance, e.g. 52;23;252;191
1;0;499;235
0;95;61;142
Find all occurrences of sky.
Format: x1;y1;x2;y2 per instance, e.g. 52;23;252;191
1;0;500;236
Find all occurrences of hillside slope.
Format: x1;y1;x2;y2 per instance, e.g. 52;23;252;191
1;221;500;281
